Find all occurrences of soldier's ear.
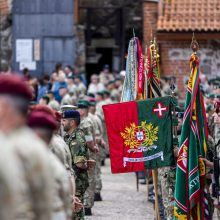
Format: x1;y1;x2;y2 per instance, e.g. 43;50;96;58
70;119;75;126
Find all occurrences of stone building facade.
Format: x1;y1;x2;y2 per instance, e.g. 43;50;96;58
0;0;12;72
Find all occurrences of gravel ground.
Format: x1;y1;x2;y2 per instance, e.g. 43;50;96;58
85;159;220;220
85;159;154;220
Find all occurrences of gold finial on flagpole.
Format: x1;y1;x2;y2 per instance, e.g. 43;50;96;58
191;32;199;52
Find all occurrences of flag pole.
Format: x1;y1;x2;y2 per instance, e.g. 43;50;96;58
152;169;160;220
146;36;161;220
132;28;140;193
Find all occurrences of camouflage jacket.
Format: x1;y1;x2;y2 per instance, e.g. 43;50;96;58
64;128;89;194
79;117;95;143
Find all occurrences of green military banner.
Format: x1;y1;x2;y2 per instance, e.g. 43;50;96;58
103;96;175;173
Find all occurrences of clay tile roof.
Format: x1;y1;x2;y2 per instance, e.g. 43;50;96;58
157;0;220;32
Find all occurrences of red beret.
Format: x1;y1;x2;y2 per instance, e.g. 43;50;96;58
27;111;57;130
0;74;33;100
55;111;61;123
31;104;55;117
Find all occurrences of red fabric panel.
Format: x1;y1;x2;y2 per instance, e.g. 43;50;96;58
103;101;145;174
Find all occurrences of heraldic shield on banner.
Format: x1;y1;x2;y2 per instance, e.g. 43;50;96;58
103;96;175;173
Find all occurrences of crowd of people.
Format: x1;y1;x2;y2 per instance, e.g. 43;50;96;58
0;62;219;220
0;63;126;220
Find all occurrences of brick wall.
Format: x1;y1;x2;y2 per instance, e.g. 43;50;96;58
0;0;10;15
143;1;158;46
143;1;220;98
158;40;192;95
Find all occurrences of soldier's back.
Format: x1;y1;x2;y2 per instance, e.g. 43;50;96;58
0;136;28;220
48;151;72;219
9;126;53;220
50;134;73;174
48;99;60;111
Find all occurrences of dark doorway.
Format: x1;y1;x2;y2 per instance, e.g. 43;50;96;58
86;48;112;83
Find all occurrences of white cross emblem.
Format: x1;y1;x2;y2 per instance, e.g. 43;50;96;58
153;102;168;118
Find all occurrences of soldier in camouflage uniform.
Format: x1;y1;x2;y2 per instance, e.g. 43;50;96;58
51;110;84;213
77;100;98;215
213;102;220;144
62;110;89;220
95;91;109;159
157;109;180;220
206;104;215;138
213;101;220;217
88;100;105;201
158;166;176;220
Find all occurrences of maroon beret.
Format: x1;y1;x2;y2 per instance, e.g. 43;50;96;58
0;74;33;100
55;111;61;123
27;111;57;130
31;104;55;117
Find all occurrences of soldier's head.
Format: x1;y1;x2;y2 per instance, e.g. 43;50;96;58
27;111;57;145
39;95;49;105
47;90;55;101
59;86;68;98
88;101;96;114
0;74;33;133
64;65;72;75
74;75;82;85
67;75;75;85
106;80;115;91
77;100;89;117
103;90;111;100
90;74;99;84
176;111;184;135
61;110;80;133
103;64;110;73
95;91;104;102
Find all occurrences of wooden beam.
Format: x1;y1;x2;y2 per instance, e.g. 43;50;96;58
79;6;120;9
156;32;220;41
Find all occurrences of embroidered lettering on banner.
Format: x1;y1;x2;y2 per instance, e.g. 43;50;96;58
123;151;164;167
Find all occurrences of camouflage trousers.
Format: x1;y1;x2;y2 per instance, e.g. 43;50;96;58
73;192;85;220
103;131;109;156
84;152;96;208
158;166;176;220
95;146;103;193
